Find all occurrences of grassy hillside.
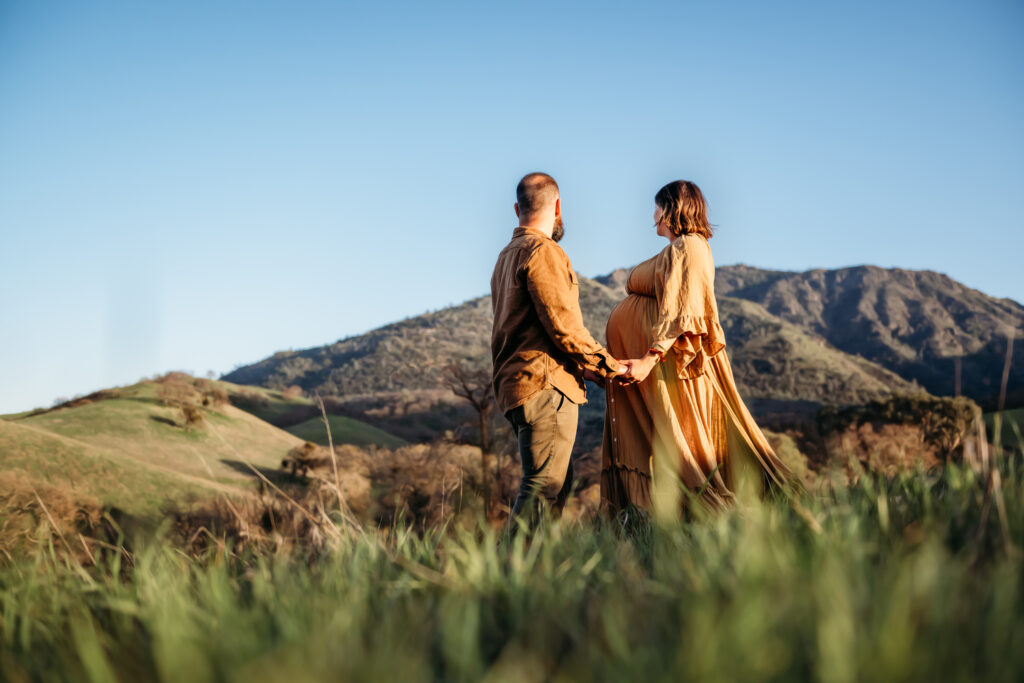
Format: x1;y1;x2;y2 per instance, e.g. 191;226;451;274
16;381;300;485
0;375;409;525
0;377;309;516
221;384;320;425
0;420;210;516
285;414;408;448
224;382;412;448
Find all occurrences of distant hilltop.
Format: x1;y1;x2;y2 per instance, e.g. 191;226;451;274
224;264;1024;420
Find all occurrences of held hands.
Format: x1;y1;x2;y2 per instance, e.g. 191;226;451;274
614;352;661;385
613;360;634;384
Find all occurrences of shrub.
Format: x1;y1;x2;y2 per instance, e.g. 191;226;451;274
281;385;304;400
194;379;230;407
230;390;270;411
181;404;205;431
156;378;195;407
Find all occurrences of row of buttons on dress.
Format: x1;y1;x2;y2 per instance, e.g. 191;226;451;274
610;390;617;459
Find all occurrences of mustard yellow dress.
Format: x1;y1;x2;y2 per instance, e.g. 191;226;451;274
600;234;790;518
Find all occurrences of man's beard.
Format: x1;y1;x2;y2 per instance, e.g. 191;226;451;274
551;215;565;243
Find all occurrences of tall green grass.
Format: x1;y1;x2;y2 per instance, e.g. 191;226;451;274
2;456;1022;682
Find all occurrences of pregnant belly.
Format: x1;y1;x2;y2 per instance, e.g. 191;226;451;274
606;294;658;359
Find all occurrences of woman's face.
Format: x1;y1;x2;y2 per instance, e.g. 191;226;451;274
654;205;674;241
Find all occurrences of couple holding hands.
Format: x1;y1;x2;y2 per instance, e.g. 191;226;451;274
490;173;790;525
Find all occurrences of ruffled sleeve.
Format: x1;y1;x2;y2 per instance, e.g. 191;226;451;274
649;236;726;378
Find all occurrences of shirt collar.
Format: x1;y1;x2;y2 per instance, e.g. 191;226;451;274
513;226;550;239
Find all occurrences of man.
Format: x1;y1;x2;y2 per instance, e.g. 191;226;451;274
490;172;628;524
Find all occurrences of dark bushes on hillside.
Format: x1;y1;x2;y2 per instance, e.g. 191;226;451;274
816;395;988;476
37;389;127;415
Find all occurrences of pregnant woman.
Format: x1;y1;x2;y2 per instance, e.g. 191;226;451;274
600;180;791;520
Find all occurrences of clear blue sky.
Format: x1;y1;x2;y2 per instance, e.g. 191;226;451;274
1;0;1021;413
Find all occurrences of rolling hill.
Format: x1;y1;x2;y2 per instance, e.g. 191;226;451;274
1;378;305;514
284;414;407;448
0;418;214;516
225;383;410;448
0;377;406;518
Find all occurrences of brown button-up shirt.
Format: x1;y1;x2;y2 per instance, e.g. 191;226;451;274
490;227;622;413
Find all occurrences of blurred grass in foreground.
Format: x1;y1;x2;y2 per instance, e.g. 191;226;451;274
1;453;1022;683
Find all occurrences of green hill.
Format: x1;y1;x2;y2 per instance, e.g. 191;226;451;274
223;383;410;448
285;414;408;449
1;377;309;516
0;376;411;524
0;419;212;516
17;381;299;484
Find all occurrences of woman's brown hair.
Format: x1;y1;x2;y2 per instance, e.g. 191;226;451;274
655;180;713;239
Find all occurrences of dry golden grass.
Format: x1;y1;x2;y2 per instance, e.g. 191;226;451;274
0;470;103;564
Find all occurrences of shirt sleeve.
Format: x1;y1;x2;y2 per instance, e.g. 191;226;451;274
523;242;622;377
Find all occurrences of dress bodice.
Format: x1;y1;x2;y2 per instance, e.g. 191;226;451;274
625;256;659;297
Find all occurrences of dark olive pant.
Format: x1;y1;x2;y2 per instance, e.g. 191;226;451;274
505;388;579;525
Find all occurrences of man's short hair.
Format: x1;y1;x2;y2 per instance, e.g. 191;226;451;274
516;173;559;218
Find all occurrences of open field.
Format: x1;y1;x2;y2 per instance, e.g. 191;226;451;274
1;372;1021;680
1;454;1022;682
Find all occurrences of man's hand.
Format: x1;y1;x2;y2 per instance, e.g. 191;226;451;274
617;353;660;384
583;368;606;387
617;360;635;382
609;359;635;385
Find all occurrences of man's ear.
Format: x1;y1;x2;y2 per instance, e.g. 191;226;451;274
514;202;521;218
554;197;561;217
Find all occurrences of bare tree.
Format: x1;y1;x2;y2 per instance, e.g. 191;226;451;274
443;360;496;513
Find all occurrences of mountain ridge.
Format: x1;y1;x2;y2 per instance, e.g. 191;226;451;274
224;263;1022;416
714;264;1024;405
222;265;956;412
